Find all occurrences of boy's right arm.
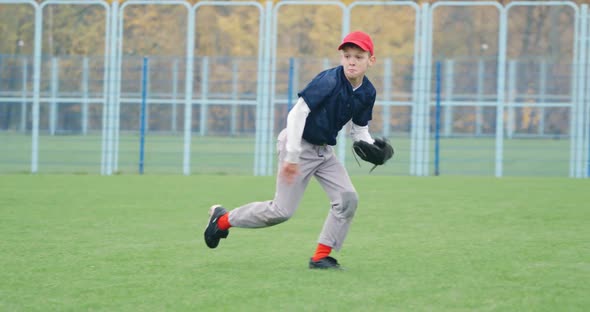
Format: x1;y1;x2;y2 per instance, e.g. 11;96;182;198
281;97;310;184
285;97;311;163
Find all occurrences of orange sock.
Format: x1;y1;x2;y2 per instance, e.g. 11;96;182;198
311;243;332;262
217;213;231;231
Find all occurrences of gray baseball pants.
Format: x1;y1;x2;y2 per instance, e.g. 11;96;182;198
228;128;358;251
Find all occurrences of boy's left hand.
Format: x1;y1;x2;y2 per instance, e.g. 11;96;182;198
280;162;300;184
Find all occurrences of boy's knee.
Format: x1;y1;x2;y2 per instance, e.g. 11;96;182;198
334;191;358;219
264;215;290;226
264;204;293;226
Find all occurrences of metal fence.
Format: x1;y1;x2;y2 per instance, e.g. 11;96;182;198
0;0;588;178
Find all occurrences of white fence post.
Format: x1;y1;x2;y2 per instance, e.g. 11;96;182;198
475;59;485;136
199;56;209;136
20;57;28;133
171;58;178;133
444;59;454;138
81;56;89;135
507;60;517;140
382;58;392;138
50;57;59;136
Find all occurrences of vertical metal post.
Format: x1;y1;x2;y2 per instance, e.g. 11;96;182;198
139;57;148;175
423;4;439;176
476;59;485;136
569;4;581;177
261;0;273;176
101;0;112;175
538;60;547;136
113;33;121;173
382;58;392;138
575;5;588;178
199;56;209;136
144;58;150;133
507;60;517;139
20;57;28;133
106;0;119;175
495;7;508;178
230;58;239;135
416;3;430;176
82;56;89;135
171;58;178;133
32;1;42;173
434;61;442;176
100;1;111;174
0;56;2;90
584;5;590;178
444;59;454;137
184;5;196;176
410;3;422;176
251;1;268;176
50;57;59;136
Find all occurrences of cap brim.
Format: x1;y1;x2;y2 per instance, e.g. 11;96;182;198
338;41;371;54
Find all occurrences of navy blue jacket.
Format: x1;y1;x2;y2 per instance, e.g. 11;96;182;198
297;66;376;146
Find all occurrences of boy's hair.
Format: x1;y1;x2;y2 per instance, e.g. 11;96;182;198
339;43;370;54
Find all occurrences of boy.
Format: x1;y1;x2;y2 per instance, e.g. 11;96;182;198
204;31;379;269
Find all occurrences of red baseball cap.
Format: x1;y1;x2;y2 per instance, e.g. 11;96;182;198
338;31;374;56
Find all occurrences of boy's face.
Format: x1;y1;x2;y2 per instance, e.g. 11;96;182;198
339;45;376;83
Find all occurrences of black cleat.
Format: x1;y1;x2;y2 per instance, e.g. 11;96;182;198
204;205;229;249
309;256;342;270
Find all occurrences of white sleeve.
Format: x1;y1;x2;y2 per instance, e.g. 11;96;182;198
285;97;311;163
350;123;375;144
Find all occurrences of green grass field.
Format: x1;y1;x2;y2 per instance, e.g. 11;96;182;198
1;175;588;311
